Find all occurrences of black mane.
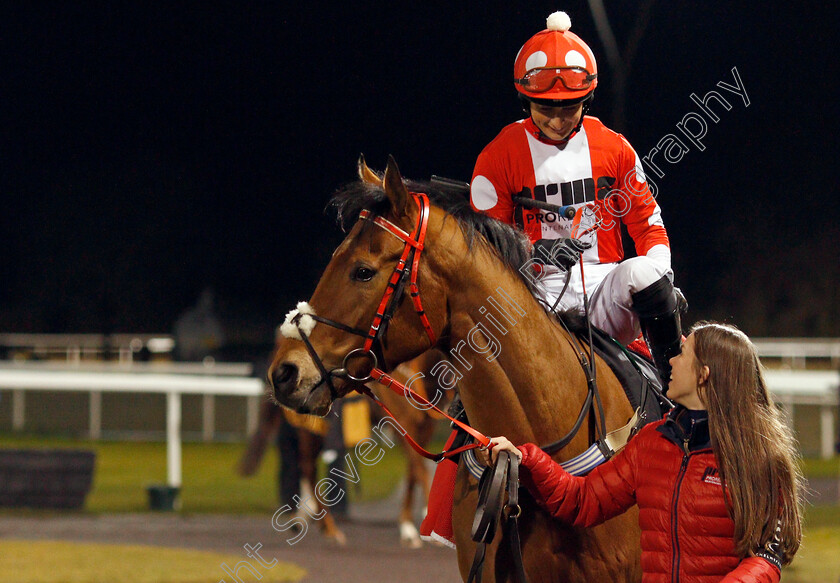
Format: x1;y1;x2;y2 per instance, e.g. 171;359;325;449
328;177;537;293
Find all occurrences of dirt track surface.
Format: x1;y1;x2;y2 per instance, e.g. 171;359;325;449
0;504;463;583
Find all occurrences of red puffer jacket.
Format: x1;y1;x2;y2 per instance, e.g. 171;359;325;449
518;414;781;583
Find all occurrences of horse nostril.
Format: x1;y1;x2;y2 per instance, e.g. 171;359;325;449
271;363;298;391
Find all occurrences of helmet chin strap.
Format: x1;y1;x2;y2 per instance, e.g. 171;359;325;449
566;95;593;139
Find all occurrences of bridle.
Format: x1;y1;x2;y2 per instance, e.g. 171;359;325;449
286;191;490;458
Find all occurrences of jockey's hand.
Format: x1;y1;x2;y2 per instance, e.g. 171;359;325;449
475;436;523;467
533;238;591;271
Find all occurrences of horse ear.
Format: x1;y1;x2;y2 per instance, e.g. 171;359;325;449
383;155;410;217
357;154;381;186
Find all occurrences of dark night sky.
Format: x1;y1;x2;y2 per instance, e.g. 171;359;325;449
1;3;838;341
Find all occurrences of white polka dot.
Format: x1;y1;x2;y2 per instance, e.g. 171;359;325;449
524;51;548;71
634;163;647;184
471;176;498;211
564;50;586;68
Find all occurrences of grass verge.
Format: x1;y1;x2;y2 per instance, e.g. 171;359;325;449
0;432;408;513
0;540;305;583
785;524;840;582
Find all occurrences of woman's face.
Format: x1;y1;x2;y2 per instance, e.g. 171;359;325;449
668;333;707;410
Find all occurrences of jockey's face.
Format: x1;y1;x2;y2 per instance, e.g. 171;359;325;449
529;101;584;142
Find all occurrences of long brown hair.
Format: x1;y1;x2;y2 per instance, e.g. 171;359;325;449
691;322;803;563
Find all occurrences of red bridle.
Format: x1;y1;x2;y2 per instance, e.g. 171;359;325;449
358;192;436;352
359;193;490;457
287;192;490;460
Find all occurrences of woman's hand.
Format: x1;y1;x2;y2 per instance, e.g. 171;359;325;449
475;436;523;467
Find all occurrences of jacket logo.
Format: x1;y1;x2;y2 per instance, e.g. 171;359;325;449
701;466;721;486
520;179;598;208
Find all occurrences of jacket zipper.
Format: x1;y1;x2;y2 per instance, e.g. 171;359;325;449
670;439;691;583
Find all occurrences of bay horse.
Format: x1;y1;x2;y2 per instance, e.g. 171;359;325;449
240;350;446;548
268;156;642;582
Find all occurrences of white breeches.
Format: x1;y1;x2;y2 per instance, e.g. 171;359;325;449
536;257;673;344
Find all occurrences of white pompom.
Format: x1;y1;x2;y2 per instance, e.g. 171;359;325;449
279;301;317;340
546;11;572;32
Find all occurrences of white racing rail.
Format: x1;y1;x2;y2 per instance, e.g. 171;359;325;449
762;369;839;458
0;340;838;490
0;362;264;488
752;338;840;368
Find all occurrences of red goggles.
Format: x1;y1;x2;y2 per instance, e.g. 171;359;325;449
515;67;597;93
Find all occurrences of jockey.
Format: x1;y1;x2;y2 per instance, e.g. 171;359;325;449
470;10;684;386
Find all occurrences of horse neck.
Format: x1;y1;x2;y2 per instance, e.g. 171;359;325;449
432;241;591;450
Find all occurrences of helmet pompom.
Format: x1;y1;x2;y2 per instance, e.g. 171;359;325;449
546;11;572;32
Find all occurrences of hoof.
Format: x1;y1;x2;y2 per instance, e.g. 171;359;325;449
325;528;347;546
399;521;422;549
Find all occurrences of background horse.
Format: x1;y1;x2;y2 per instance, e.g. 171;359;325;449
372;349;451;547
240;350;448;547
269;157;642;582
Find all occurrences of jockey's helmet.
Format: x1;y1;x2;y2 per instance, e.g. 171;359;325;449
514;11;598;108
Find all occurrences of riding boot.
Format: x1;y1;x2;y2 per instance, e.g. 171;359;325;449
632;275;685;390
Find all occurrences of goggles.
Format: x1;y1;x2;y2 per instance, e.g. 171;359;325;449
515;67;597;93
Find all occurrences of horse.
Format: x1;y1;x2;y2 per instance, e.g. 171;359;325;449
240;349;447;548
268;156;642;582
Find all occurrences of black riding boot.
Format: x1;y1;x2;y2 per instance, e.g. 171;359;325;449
632;275;685;390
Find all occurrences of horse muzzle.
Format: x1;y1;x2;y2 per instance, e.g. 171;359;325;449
268;362;335;416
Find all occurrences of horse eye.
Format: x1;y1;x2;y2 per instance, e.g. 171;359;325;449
352;266;376;282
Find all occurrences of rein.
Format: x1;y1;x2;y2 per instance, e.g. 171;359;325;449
468;451;528;583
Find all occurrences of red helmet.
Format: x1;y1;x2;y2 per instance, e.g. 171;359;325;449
514;12;598;105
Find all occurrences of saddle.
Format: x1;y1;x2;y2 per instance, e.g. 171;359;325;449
586;327;671;427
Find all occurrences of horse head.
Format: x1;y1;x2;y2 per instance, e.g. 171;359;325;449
268;156;452;415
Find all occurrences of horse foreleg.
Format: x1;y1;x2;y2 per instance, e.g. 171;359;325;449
318;502;347;546
400;415;438;548
298;430;346;546
399;451;423;548
453;462;641;583
415;418;435;507
452;464;488;581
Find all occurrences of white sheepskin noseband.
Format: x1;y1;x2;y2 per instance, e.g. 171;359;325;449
279;301;317;340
